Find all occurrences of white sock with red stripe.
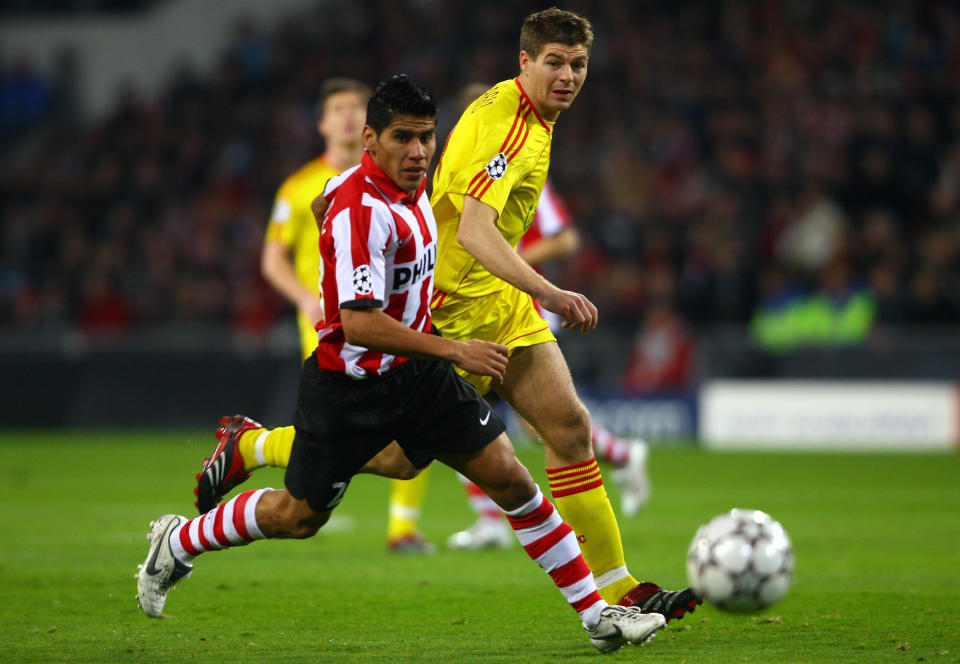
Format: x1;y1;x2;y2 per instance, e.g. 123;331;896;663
457;472;503;521
503;486;607;628
592;424;631;467
169;488;270;562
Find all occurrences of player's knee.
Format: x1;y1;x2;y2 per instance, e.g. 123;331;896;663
546;403;592;454
496;477;541;512
482;460;538;511
485;472;528;499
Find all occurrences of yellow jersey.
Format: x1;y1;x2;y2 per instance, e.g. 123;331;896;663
431;78;554;299
265;155;340;292
265;156;340;358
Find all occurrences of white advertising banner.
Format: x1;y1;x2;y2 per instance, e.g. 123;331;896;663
701;381;959;450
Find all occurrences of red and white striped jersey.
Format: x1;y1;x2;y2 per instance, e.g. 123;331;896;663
518;179;573;332
315;151;437;378
518;178;571;253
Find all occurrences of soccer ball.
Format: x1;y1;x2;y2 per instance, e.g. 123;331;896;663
686;509;794;612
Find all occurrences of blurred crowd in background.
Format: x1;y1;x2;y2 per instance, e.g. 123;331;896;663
2;0;959;392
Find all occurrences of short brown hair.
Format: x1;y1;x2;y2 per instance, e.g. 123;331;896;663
316;78;371;116
459;82;491;113
519;7;594;58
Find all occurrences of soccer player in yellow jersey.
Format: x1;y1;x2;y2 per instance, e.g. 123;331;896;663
422;10;698;617
195;78;436;554
446;83;651;552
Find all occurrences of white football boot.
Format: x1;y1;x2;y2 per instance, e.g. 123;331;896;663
585;605;666;653
613;439;651;517
446;517;514;550
136;514;193;617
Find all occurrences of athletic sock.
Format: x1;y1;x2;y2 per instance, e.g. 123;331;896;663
592;425;631;468
458;472;503;521
170;488;270;562
504;486;607;628
546;458;639;604
386;466;432;542
237;426;296;472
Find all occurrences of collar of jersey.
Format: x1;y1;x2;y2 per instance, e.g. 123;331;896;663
513;77;553;132
360;151;425;205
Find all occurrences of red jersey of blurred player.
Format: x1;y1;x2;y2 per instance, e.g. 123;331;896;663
517;179;581;333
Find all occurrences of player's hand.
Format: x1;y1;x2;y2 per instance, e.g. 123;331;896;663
310;194;331;228
538;287;598;334
299;297;324;327
452;339;509;381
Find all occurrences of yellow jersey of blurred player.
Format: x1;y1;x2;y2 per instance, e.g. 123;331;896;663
262;79;368;361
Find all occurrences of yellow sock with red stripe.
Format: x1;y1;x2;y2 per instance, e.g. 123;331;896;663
387;466;433;543
237;426;295;472
547;458;639;604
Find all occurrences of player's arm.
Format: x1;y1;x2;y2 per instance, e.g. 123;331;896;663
340;307;508;380
456;195;597;333
517;226;580;268
261;241;324;325
311;193;330;230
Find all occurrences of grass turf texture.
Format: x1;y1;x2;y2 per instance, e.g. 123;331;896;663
1;431;958;663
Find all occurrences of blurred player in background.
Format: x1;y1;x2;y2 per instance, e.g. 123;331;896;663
447;84;651;552
197;77;436;554
139;75;666;652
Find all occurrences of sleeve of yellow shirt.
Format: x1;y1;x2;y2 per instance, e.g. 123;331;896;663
449;82;533;218
264;158;340;293
265;177;301;248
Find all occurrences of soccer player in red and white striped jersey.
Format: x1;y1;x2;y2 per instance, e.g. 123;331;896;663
136;74;664;653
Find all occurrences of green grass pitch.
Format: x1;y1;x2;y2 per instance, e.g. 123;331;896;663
1;431;958;663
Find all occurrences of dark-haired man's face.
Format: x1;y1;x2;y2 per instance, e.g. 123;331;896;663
363;115;436;195
519;42;589;121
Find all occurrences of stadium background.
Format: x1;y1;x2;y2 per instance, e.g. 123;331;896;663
1;4;958;663
1;0;958;447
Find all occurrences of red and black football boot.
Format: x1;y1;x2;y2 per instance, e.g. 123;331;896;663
194;415;262;514
619;582;702;622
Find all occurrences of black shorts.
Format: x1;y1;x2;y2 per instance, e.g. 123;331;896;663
285;352;506;512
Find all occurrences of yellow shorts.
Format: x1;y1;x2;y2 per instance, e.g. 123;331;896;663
297;312;319;362
431;285;556;395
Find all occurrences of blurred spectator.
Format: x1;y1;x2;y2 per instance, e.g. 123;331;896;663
750;257;877;351
0;55;51;143
622;267;694;393
75;270;133;334
775;184;850;278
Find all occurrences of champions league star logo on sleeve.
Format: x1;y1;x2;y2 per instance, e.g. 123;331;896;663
485;153;508;180
352;265;374;295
